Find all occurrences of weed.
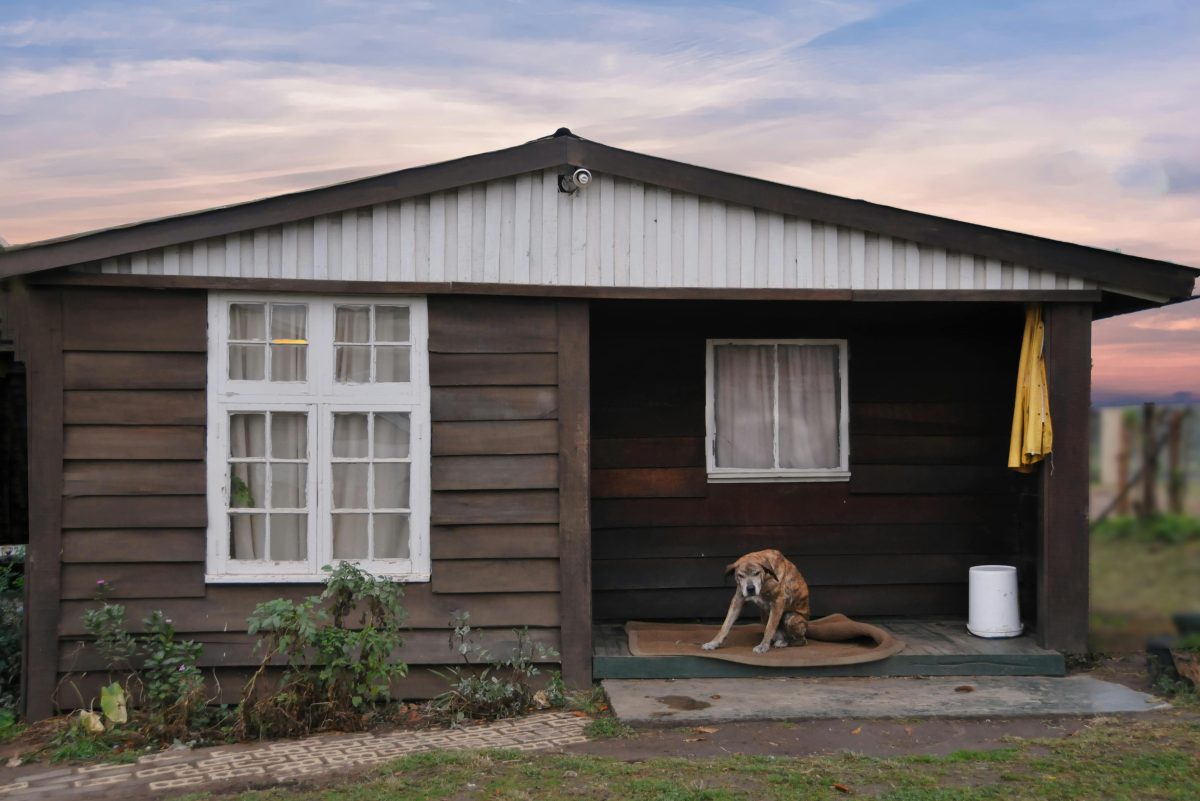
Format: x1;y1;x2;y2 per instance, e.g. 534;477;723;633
238;562;409;738
584;716;635;739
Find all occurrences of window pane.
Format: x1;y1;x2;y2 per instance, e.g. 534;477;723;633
229;344;265;380
270;344;307;381
374;413;410;458
332;463;368;508
229;413;265;458
271;413;307;459
374;462;410;509
269;514;307;560
333;413;369;458
271;463;306;508
778;345;841;469
229;514;265;559
332;514;369;558
375;306;410;342
335;346;371;383
230;463;264;509
335;306;371;343
714;345;775;468
374;514;410;559
229;303;265;340
270;304;307;341
376;346;410;383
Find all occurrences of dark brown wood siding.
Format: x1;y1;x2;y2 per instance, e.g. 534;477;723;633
43;289;566;710
590;301;1040;623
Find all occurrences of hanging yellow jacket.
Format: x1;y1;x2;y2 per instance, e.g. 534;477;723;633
1008;304;1052;472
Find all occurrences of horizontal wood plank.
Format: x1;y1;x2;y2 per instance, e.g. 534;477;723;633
63;460;205;496
432;420;558;456
850;435;1010;466
431;559;560;593
432;455;558;491
62;529;206;563
592;524;1018;559
431;525;560;560
430;353;557;386
594;584;968;620
429;296;558;353
61;562;204;599
592;553;1015;591
64;391;205;425
849;402;1013;436
60;628;561;671
60;584;561;636
64;425;205;460
591;467;707;499
431;490;559;525
849;464;1021;495
62;288;207;352
432;387;557;422
591;437;705;469
63;351;206;390
63;495;207;529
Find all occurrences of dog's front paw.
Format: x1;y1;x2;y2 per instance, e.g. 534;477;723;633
752;642;771;654
701;640;722;651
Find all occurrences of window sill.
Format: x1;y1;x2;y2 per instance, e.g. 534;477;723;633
707;470;851;484
205;572;431;584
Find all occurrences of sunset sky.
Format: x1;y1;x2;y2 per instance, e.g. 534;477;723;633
2;0;1197;402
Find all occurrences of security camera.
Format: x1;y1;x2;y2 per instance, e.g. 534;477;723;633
558;168;593;194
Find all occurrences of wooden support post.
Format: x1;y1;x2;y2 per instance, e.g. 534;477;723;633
1166;409;1186;516
1037;303;1091;654
20;286;64;720
1116;413;1132;516
556;300;592;687
1141;403;1158;520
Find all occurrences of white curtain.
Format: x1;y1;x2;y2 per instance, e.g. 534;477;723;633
714;345;775;468
229;412;307;561
335;306;371;382
778;345;840;468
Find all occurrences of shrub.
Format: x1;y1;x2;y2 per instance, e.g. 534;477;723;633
238;562;408;738
430;611;561;724
0;548;24;714
1092;515;1200;545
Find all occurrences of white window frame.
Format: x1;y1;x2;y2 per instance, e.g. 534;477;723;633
206;292;430;582
705;338;850;483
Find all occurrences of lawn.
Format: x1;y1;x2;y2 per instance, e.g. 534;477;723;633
177;715;1200;801
1090;536;1200;652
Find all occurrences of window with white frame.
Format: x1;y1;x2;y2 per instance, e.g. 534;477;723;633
705;339;849;482
207;293;430;582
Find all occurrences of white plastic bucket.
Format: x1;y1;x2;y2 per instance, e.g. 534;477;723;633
967;565;1023;638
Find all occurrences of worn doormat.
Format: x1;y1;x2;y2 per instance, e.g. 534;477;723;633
625;614;905;667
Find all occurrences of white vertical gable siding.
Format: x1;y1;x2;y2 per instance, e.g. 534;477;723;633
92;169;1091;291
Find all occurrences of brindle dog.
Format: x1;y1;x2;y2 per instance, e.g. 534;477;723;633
701;548;811;654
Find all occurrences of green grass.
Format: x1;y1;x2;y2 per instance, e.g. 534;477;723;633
197;717;1200;800
1090;535;1200;650
583;716;636;739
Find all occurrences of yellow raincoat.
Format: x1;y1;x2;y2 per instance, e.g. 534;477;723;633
1008;304;1052;472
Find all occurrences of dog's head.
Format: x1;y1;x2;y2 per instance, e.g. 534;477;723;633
725;556;779;599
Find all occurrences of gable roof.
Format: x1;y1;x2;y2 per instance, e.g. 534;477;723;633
1;129;1196;301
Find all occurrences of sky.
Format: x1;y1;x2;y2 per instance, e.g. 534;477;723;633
1;0;1198;403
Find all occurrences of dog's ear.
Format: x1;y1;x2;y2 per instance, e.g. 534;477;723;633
724;562;738;579
759;562;779;582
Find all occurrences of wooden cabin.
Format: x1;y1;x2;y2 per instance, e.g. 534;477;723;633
1;129;1196;720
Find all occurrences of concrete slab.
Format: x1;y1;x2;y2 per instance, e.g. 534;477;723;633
603;675;1170;725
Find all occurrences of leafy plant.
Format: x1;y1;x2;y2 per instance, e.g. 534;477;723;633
0;548;24;713
1174;633;1200;655
239;562;409;738
1092;514;1200;545
430;611;562;724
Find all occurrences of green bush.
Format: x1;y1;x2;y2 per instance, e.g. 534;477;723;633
239;562;409;738
0;548;24;714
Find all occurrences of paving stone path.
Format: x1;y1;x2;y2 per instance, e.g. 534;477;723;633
0;712;590;800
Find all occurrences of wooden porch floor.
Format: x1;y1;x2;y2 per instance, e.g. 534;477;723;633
593;619;1065;679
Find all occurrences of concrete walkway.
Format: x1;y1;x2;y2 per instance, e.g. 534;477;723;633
604;675;1170;724
0;712;589;800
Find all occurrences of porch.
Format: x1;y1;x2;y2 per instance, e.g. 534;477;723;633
592;619;1065;679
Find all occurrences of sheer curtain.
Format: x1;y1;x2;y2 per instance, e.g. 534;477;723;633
335;306;371;382
714;345;775;468
269;413;307;560
778;345;840;468
229;414;266;559
229;412;307;561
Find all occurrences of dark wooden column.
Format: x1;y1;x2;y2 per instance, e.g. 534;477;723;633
1037;302;1092;653
19;286;65;720
556;300;592;687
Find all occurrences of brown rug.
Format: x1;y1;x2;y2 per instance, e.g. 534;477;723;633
625;614;905;667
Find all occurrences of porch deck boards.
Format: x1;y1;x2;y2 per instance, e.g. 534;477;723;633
593;619;1065;679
